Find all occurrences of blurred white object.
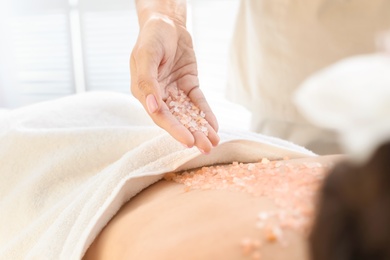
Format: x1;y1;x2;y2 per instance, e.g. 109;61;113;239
295;53;390;162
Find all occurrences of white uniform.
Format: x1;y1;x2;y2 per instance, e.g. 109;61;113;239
227;0;390;154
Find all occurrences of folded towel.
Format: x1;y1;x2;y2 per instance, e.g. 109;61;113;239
295;53;390;162
0;91;314;260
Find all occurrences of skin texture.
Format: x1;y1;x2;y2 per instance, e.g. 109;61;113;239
84;155;346;260
131;0;219;153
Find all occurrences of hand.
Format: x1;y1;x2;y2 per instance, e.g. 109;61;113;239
130;16;219;153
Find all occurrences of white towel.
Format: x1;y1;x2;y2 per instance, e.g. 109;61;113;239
0;91;314;260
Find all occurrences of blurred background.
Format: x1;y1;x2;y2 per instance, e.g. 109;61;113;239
0;0;251;129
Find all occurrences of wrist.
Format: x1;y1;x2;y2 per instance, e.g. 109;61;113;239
136;0;187;28
138;11;186;29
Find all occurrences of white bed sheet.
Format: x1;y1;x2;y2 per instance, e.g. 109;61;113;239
0;91;314;259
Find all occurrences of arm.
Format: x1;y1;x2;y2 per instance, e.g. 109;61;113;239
135;0;187;28
130;0;219;154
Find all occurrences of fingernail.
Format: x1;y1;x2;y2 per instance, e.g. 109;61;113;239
199;149;209;155
182;143;189;148
146;94;158;114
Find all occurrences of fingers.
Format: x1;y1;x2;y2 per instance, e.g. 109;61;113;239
153;103;196;147
150;101;219;154
173;74;220;152
166;88;220;153
187;85;219;132
193;131;211;154
130;41;219;154
131;53;196;147
192;125;219;154
161;89;219;153
206;124;220;148
184;90;220;153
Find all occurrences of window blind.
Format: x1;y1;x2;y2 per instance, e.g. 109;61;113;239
10;12;74;104
82;10;138;92
0;0;250;130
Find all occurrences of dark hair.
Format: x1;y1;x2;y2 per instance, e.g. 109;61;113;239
310;142;390;260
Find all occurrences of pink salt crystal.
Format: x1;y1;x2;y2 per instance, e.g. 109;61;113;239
273;226;283;240
165;85;209;136
303;162;322;169
261;158;270;164
247;163;255;171
275;161;283;168
163;172;176;181
256;221;265;229
233;177;245;186
168;158;330;245
265;226;283;243
240;237;261;257
265;229;278;242
241;238;255;255
314;162;322;168
257;212;270;221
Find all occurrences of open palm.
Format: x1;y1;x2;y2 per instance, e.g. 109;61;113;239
130;17;219;153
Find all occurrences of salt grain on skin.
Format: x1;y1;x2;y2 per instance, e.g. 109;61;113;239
165;86;209;136
265;226;283;243
261;158;270;164
164;159;331;257
241;238;255;256
240;237;262;256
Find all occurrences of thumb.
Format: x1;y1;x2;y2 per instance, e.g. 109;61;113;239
137;77;161;114
130;49;162;114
